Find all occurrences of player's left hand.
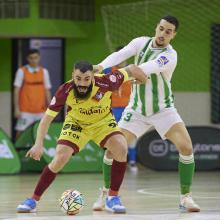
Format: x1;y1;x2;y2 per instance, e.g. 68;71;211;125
126;64;147;84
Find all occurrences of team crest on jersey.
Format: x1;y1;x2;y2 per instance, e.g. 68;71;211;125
92;90;104;101
156;56;169;67
109;75;117;82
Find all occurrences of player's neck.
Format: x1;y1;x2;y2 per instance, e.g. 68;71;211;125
152;39;168;49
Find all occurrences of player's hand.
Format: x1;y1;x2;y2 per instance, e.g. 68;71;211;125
15;108;20;118
93;65;103;74
126;64;147;84
26;144;44;161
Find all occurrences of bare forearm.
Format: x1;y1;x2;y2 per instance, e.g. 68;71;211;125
35;115;54;146
124;65;147;83
45;89;52;106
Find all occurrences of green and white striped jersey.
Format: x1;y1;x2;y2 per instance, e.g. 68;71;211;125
99;36;177;116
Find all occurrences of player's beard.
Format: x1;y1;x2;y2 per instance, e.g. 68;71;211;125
73;83;93;99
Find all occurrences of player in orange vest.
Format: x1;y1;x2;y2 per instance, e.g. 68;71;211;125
13;49;52;138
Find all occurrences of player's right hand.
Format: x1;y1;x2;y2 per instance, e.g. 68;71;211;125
26;144;44;161
93;65;103;74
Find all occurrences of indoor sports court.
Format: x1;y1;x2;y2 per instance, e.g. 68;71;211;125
0;0;220;220
1;169;220;220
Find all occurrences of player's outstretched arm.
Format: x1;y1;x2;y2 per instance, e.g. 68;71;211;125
123;64;147;84
26;114;54;161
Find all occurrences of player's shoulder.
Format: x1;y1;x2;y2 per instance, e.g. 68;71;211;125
94;74;110;89
166;44;177;54
164;44;177;59
131;36;151;44
58;80;73;94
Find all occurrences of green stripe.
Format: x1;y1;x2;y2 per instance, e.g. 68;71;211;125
161;74;172;107
151;74;159;113
139;84;146;115
132;84;138;111
137;39;151;65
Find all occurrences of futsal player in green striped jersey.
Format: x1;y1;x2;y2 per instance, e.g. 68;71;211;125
93;15;200;213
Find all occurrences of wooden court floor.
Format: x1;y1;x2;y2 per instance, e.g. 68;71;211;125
0;166;220;220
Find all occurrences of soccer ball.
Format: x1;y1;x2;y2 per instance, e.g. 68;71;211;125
59;189;84;215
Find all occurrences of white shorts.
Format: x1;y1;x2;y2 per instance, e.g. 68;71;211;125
118;107;183;140
15;112;44;131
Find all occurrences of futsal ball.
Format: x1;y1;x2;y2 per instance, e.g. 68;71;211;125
59;189;84;215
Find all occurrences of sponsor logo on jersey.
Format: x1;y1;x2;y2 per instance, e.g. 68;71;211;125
92;91;104;101
63;123;82;132
61;131;80;139
156;56;169;67
95;81;109;88
79;106;110;115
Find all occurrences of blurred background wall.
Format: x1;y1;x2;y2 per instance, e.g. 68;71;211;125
0;0;219;136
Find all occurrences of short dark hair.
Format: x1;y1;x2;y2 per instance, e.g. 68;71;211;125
27;49;40;56
161;15;179;31
74;60;93;73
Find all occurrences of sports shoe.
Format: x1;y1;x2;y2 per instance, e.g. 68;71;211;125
17;198;37;213
92;187;108;211
179;193;200;212
105;196;126;213
128;162;138;173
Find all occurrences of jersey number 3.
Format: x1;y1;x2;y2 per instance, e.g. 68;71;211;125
123;112;133;122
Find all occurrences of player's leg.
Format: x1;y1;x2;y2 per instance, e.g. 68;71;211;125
17;144;75;213
92;149;113;211
93;108;120;211
121;109;150;172
128;140;138;172
93;129;137;211
93;112;148;212
103;133;127;213
151;108;200;212
17;120;87;213
165;123;200;212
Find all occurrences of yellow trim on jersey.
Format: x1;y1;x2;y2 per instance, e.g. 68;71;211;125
118;68;129;81
46;108;58;117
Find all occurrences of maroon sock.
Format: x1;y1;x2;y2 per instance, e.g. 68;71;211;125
32;165;57;201
109;160;127;196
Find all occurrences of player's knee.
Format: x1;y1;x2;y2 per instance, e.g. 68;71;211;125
178;139;193;155
117;143;128;160
50;152;70;172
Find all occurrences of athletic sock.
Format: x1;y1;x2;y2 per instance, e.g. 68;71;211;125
178;154;195;195
109;160;126;196
32;165;57;201
103;152;113;189
128;147;136;164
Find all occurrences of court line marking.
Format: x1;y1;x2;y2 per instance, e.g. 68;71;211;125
137;189;220;199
